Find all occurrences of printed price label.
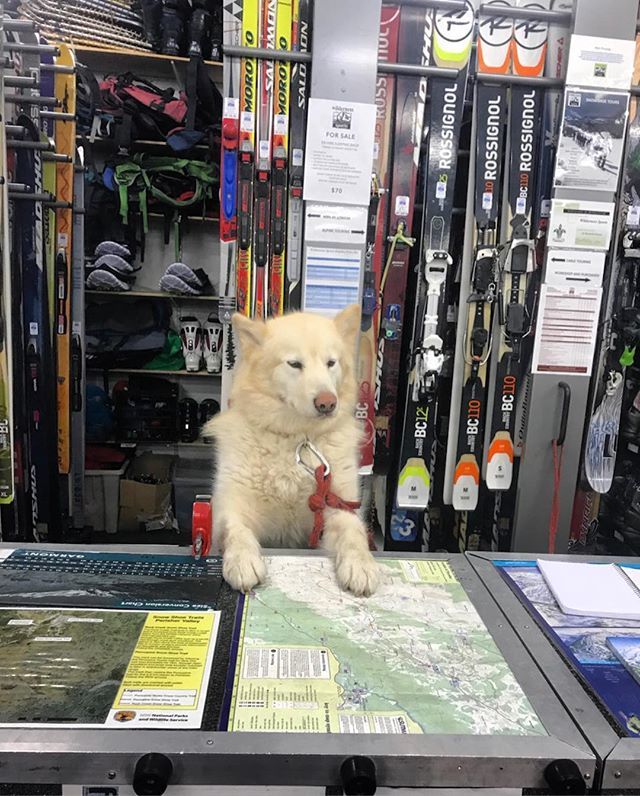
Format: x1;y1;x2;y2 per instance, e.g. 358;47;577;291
482;192;493;211
274;114;288;135
629;205;640;228
57;233;68;247
223;97;239;119
240;111;254;133
516;197;526;214
292;148;303;167
436;181;446;200
72;321;82;334
395;195;410;217
259;140;270;161
29;322;38;336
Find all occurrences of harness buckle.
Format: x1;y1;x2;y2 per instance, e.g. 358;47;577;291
296;440;331;478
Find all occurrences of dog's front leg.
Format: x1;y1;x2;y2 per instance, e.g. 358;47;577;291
216;501;267;593
321;471;379;596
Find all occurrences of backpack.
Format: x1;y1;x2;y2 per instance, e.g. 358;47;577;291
85;298;172;369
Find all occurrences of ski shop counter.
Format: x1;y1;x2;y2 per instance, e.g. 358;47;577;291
0;544;598;794
469;552;640;793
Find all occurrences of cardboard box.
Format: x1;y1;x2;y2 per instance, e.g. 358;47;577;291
118;453;175;532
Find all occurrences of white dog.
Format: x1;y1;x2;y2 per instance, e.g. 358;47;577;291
205;305;379;597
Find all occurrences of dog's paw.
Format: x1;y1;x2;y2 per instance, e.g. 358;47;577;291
223;550;267;593
335;549;379;597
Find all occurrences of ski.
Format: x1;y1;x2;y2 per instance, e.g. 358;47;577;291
393;1;474;530
236;0;259;317
584;35;640;494
451;2;512;515
357;4;400;475
220;0;244;409
486;2;548;492
54;42;77;476
252;0;276;319
374;4;433;476
0;25;14;506
285;0;311;311
267;0;292;317
70;154;86;528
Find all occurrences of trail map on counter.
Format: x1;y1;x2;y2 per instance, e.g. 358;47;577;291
497;560;640;737
0;608;219;728
225;557;545;735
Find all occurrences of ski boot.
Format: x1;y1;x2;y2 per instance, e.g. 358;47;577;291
187;0;214;59
180;316;203;372
203;314;222;374
161;0;191;56
140;0;164;51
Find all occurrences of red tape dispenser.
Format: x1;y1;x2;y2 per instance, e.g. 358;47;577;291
192;494;212;559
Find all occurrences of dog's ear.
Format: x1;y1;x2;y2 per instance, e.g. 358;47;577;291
333;304;360;346
232;313;265;353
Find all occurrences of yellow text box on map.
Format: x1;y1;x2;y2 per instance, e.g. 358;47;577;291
400;560;456;584
113;612;216;711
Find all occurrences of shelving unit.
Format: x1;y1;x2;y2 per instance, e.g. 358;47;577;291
87;367;221;378
86;289;221;302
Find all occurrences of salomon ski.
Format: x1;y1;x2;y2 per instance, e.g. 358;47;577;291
285;0;311;310
375;4;433;476
392;2;474;544
267;0;292;316
252;0;276;319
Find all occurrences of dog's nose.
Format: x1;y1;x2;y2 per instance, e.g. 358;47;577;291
314;391;337;415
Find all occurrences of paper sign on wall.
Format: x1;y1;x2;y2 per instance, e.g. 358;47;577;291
555;88;628;192
566;35;636;90
532;285;602;376
548;199;614;250
303;98;376;206
545;249;606;287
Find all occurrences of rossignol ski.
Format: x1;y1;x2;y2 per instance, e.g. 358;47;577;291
252;0;276;319
374;4;433;476
357;4;400;474
236;0;259;316
267;0;292;316
452;2;511;516
486;2;548;492
393;2;474;537
285;0;311;310
220;0;243;409
54;43;77;475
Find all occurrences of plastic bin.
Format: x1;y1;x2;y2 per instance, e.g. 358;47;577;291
85;461;128;534
174;458;213;532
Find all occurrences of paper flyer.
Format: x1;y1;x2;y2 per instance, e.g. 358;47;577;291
548;199;614;250
531;285;602;376
0;608;220;729
304;203;368;245
303;98;376;206
545;249;606;287
555;88;628;192
566;35;636;90
302;245;362;315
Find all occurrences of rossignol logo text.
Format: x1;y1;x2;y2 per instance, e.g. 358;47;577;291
484;95;502;183
438;84;458;170
518;91;536;205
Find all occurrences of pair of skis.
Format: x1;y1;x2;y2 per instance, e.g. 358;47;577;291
452;1;549;524
235;0;294;319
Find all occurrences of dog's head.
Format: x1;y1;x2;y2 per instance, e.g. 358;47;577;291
230;305;360;435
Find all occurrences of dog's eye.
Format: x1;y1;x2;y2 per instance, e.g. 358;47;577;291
287;360;303;370
327;359;336;368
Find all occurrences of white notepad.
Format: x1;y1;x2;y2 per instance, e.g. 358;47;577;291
537;559;640;620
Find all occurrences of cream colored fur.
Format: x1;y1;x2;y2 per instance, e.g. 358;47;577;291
204;305;378;596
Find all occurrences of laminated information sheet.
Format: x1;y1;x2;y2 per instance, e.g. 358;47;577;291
0;608;220;728
226;557;545;735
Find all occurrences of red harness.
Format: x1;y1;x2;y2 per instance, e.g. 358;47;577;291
307;464;377;552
